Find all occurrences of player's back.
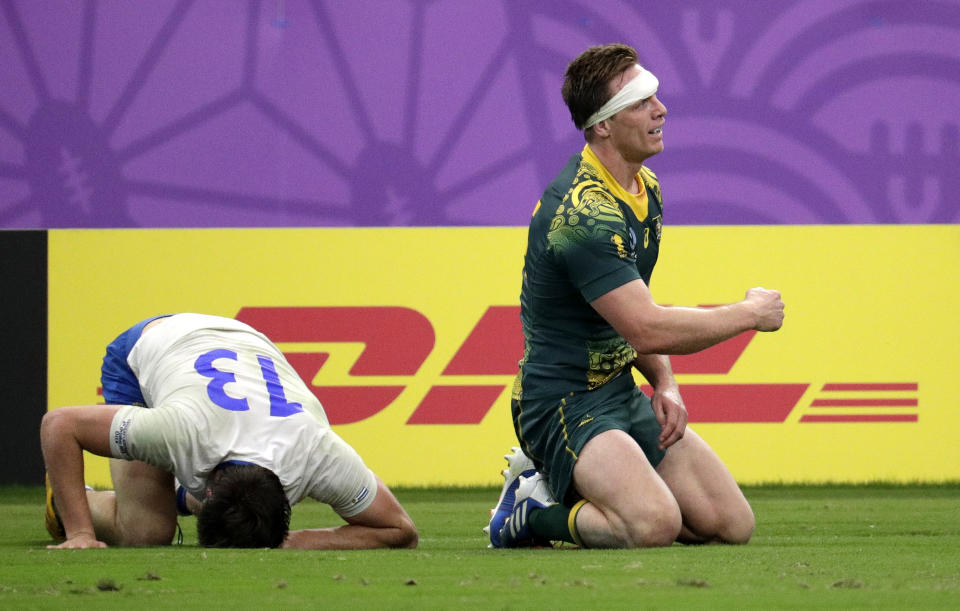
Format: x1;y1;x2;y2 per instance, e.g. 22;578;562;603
124;313;331;503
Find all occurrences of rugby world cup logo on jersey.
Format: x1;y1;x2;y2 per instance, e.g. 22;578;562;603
228;306;920;426
627;227;638;255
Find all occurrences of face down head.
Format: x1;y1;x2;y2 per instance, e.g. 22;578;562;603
196;463;291;548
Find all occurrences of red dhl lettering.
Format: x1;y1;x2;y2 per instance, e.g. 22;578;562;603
232;306;813;425
92;310;915;425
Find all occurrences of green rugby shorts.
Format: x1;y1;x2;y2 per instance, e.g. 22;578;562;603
512;373;666;505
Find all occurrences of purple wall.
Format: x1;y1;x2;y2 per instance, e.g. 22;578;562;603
2;0;958;228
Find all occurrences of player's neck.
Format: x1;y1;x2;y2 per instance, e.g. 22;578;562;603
588;142;644;194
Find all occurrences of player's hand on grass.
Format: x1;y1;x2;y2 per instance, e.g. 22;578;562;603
652;383;687;450
744;287;785;332
47;532;107;549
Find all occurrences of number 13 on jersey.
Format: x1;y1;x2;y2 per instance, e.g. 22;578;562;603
194;348;304;417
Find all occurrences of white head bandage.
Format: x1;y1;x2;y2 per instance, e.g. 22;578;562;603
584;64;659;129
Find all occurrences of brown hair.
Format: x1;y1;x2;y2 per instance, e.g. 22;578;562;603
561;43;639;131
196;464;291;548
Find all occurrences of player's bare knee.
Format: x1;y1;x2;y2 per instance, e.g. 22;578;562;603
720;507;755;544
620;502;682;548
118;516;177;546
395;519;419;549
631;513;681;548
123;526;176;547
696;503;754;544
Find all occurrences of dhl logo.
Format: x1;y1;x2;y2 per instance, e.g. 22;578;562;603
231;306;920;426
92;306;920;425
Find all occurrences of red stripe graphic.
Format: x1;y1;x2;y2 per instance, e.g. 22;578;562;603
811;398;918;407
237;306;435;375
284;352;405;425
641;384;808;423
406;385;507;425
442;306;523;375
805;381;919;423
671;332;757;374
821;383;918;391
801;414;918;423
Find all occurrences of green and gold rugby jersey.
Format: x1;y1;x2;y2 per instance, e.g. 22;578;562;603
513;144;663;401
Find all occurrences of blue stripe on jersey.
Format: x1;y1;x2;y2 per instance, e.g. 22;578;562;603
100;314;173;405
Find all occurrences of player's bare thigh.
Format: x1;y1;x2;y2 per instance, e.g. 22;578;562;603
571;429;681;548
654;428;754;544
109;458;177;545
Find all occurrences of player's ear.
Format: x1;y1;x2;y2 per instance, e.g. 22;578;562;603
592;119;611;138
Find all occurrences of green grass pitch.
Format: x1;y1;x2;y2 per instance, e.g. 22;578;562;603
1;484;958;609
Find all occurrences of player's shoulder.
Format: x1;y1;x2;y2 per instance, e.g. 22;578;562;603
534;152;627;247
546;155;620;215
569;158;625;223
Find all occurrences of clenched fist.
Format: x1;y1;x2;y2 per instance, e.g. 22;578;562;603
744;287;784;332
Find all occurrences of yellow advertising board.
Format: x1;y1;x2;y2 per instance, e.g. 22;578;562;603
48;225;959;487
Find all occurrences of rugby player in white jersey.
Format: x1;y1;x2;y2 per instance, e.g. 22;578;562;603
42;313;418;549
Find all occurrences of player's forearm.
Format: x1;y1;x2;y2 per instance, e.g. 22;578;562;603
592;280;772;356
628;302;756;355
176;486;204;516
632;353;676;389
40;410;97;540
282;523;418;550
